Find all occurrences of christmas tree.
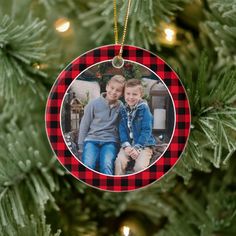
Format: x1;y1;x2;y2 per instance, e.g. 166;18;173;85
0;0;236;235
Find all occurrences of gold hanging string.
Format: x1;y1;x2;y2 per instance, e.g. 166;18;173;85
113;0;132;58
113;0;119;45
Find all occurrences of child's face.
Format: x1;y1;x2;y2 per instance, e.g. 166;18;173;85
106;81;123;103
124;86;142;107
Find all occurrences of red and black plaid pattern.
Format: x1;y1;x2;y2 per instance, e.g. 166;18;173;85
45;45;190;192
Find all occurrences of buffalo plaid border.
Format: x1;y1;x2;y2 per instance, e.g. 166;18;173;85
45;45;190;192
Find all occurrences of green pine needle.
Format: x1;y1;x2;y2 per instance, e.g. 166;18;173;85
174;54;236;182
0;15;49;99
0;123;63;230
79;0;193;48
203;0;236;68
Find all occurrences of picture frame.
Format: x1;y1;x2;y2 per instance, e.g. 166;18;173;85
45;45;191;192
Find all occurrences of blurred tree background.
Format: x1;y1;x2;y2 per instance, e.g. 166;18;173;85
0;0;236;235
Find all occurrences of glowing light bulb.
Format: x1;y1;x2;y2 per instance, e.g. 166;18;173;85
164;28;176;42
33;63;40;70
55;18;71;32
123;226;130;236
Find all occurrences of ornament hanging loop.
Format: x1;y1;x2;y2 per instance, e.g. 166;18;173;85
112;0;132;68
112;55;124;68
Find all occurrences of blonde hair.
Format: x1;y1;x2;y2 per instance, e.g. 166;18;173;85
125;79;144;95
108;75;126;86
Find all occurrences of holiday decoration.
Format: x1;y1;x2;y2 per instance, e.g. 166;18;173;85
46;45;190;191
1;0;236;235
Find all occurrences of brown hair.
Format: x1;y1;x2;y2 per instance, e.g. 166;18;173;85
125;79;144;95
108;75;126;86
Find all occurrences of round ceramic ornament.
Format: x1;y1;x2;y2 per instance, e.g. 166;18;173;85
45;44;190;192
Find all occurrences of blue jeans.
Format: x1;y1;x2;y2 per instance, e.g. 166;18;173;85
82;141;118;175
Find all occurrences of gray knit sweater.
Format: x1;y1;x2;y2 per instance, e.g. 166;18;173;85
78;93;122;150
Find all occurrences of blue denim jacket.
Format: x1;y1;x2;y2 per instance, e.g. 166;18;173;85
119;101;157;149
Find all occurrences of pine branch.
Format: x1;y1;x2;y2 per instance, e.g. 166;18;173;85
0;123;64;233
36;0;79;12
0;85;48;129
201;0;236;68
0;212;61;236
0;15;50;99
46;179;98;236
172;53;236;182
155;162;236;236
50;161;236;236
79;0;193;48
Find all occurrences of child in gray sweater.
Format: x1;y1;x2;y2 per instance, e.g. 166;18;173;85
78;75;125;175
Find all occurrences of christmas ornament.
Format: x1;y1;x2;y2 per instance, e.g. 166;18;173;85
45;0;190;192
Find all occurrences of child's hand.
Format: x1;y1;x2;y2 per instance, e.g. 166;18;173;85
129;148;139;160
124;146;132;156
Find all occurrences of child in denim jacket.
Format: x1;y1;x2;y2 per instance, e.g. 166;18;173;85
115;79;156;175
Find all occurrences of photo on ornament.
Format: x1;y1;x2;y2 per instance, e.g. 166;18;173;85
46;45;190;191
61;61;175;176
60;61;175;176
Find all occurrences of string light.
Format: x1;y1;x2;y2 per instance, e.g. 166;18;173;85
120;217;147;236
157;22;180;46
164;28;176;42
54;18;71;33
122;226;130;236
32;63;48;70
32;63;40;70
